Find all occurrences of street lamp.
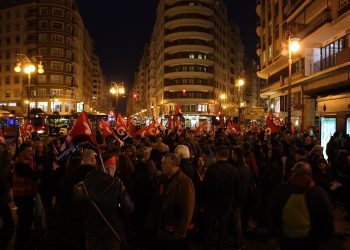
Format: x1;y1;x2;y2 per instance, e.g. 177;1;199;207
236;77;245;123
282;35;300;127
14;54;44;118
109;82;126;115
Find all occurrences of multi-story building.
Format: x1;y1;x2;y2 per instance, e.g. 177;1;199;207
127;0;247;125
256;0;350;147
0;0;106;115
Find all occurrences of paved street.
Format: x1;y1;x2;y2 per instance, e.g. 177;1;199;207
1;202;349;250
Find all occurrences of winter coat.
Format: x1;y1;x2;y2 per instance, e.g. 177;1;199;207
146;169;195;240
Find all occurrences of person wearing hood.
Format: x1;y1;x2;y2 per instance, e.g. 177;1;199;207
268;162;334;250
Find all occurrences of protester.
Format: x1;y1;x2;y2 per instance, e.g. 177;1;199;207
146;153;195;250
268;162;334;250
13;142;39;250
202;145;240;250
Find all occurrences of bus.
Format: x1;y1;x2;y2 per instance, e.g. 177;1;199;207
0;110;24;138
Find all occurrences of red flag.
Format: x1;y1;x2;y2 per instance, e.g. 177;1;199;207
227;121;237;134
127;115;136;135
115;114;131;140
0;128;5;144
133;122;159;138
115;114;127;130
175;104;181;115
100;120;121;143
60;111;100;153
167;116;173;130
21;120;35;141
194;120;209;136
265;112;280;134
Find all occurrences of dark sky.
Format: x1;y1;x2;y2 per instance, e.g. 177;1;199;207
76;1;257;111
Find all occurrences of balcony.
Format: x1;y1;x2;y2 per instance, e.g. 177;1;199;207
256;0;261;17
337;1;350;17
294;9;331;39
164;91;214;100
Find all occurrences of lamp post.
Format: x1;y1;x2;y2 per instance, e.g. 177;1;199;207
282;35;300;128
109;82;125;116
14;54;44;118
236;78;245;123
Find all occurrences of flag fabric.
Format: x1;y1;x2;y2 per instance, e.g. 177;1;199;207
133;122;159;138
226;121;237;134
60;111;100;153
194;120;209;136
167;116;173;130
265;112;280;135
100;120;121;143
126;115;136;135
0;128;5;144
21;120;35;141
114;114;131;141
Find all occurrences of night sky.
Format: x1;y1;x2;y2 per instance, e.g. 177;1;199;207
76;0;257;111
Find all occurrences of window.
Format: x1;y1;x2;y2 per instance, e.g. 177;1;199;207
5;90;10;98
38;75;46;83
52;21;64;30
51;48;64;57
39;34;47;42
40;7;48;15
66;24;72;34
66;37;72;46
66;50;72;59
15;36;20;44
51;61;64;70
52;8;64;17
65;63;72;72
40;21;48;29
51;34;64;44
37;88;46;96
38;102;48;112
66;76;72;85
50;75;63;84
5;51;10;59
38;48;47;56
14;89;20;97
50;88;63;96
14;76;20;84
347;117;350;135
320;117;337;159
27;34;37;43
15;23;20;31
6;64;10;71
66;11;73;20
6;24;10;32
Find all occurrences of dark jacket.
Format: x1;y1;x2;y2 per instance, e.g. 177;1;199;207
146;169;195;240
269;174;334;242
203;160;240;210
73;164;134;243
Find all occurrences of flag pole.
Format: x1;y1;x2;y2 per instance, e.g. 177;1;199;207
99;154;107;173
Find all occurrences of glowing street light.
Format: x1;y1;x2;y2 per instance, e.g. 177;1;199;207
282;35;300;127
14;54;44;117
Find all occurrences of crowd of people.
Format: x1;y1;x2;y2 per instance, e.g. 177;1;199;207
0;125;349;250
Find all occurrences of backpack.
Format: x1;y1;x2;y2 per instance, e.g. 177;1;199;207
281;192;311;238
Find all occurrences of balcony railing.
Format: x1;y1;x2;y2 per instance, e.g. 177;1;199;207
164;65;214;74
165;39;213;48
165;1;212;11
165;26;213;35
164;91;214;99
295;9;331;39
165;13;212;23
164;78;214;87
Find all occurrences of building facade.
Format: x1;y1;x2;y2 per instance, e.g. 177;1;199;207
0;0;107;115
127;0;247;125
256;0;350;140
